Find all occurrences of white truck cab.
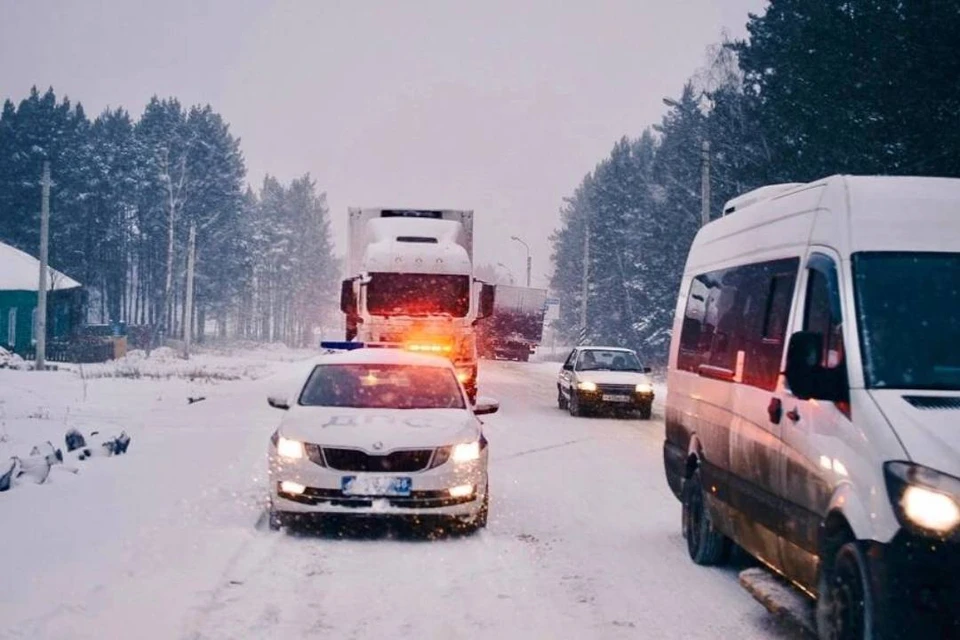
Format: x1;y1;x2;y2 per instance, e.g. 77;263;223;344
663;175;960;638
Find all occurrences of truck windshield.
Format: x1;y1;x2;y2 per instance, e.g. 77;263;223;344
366;273;470;317
298;364;465;409
853;252;960;390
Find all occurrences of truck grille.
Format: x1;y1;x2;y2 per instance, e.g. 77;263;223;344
322;447;434;472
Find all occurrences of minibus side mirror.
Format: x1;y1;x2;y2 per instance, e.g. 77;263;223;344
478;283;496;319
785;331;848;403
341;279;357;315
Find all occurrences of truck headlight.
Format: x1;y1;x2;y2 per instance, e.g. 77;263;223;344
578;381;597;392
277;435;305;460
635;383;653;394
451;441;481;463
885;461;960;537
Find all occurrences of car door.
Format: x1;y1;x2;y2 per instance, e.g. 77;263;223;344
558;349;577;400
778;250;853;593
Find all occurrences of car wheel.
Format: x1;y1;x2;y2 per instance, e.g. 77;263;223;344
817;541;874;640
638;403;652;420
459;490;489;534
568;391;582;417
681;467;730;565
557;386;568;410
268;508;285;531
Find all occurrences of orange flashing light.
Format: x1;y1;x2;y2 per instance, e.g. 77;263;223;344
406;343;453;354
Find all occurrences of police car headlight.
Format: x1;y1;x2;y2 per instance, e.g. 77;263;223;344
277;435;305;460
885;461;960;537
451;441;481;463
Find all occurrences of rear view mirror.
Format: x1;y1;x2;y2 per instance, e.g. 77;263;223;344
478;283;496;319
340;279;357;315
473;397;500;416
267;395;290;410
785;331;848;402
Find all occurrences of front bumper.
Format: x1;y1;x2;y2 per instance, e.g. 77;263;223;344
866;531;960;638
575;389;654;410
268;447;488;519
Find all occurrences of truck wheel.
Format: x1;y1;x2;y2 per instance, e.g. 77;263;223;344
817;541;874;640
557;386;568;410
681;467;730;565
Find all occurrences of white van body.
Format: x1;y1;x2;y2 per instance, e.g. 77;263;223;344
663;175;960;637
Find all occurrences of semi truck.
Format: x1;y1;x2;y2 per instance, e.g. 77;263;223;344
339;208;494;402
476;285;547;362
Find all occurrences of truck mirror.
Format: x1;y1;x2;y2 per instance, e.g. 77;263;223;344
785;331;848;402
479;284;495;319
340;280;357;315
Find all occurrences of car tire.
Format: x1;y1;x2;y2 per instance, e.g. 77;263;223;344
638;403;652;420
459;489;489;534
268;508;285;531
568;391;582;417
681;467;730;566
557;386;568;410
816;541;875;640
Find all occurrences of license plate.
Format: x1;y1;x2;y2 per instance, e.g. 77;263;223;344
341;476;412;497
602;394;632;403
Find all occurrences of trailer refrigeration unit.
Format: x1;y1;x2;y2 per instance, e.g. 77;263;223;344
476;285;547;362
339;208;494;402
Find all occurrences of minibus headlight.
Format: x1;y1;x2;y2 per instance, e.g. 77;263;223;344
885;461;960;537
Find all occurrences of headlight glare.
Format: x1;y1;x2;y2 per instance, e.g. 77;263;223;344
277;435;305;460
578;380;597;392
451;441;481;462
902;485;960;534
636;383;653;394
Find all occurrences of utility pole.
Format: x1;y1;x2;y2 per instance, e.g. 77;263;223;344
579;216;589;345
510;236;532;287
182;221;196;359
701;140;711;227
35;161;51;371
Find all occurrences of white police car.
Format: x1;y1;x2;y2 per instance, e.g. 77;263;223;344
266;344;496;532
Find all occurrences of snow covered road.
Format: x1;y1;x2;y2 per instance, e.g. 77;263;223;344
1;358;804;639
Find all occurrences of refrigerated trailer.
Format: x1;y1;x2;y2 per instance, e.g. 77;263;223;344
476;285;547;362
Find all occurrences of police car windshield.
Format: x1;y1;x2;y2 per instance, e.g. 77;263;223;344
576;349;643;372
298;364;466;409
854;252;960;390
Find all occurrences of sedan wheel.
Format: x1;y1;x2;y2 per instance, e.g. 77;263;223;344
557;386;568;410
568;391;582;417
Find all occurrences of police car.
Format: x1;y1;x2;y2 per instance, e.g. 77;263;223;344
266;343;496;531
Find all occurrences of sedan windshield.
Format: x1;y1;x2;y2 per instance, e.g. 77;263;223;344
366;273;471;317
299;364;466;409
853;252;960;390
576;349;644;372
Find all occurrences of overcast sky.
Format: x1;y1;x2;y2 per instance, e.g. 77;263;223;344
1;0;767;287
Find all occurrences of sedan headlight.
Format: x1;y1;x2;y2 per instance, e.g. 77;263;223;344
885;461;960;537
451;441;481;463
635;383;653;394
276;435;305;460
577;380;597;392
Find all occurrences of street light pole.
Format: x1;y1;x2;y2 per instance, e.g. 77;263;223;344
510;236;531;287
496;262;515;285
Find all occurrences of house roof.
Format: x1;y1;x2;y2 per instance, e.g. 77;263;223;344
0;241;82;292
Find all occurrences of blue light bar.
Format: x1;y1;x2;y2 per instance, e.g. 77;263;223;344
320;341;366;350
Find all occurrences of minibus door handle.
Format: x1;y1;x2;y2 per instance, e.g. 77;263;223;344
767;398;783;424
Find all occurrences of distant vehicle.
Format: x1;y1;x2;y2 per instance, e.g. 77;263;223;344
266;345;497;532
663;175;960;639
339;208;495;403
476;285;547;362
557;346;654;419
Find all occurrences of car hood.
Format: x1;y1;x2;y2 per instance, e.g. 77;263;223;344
279;406;480;452
870;390;960;477
576;370;653;387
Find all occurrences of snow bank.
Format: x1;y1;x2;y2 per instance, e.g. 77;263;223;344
0;346;26;369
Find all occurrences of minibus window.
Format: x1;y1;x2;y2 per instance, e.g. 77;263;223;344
854;251;960;390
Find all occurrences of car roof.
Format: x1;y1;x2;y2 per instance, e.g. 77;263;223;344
305;347;455;368
577;346;636;353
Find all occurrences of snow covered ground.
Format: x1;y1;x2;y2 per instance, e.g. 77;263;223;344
1;350;803;640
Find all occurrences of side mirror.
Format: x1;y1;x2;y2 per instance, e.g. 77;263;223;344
478;283;496;319
643;366;652;374
562;362;573;371
473;397;500;416
785;331;847;402
267;395;290;410
340;279;357;315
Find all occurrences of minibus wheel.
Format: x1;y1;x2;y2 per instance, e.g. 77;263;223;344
817;541;874;640
681;467;730;565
